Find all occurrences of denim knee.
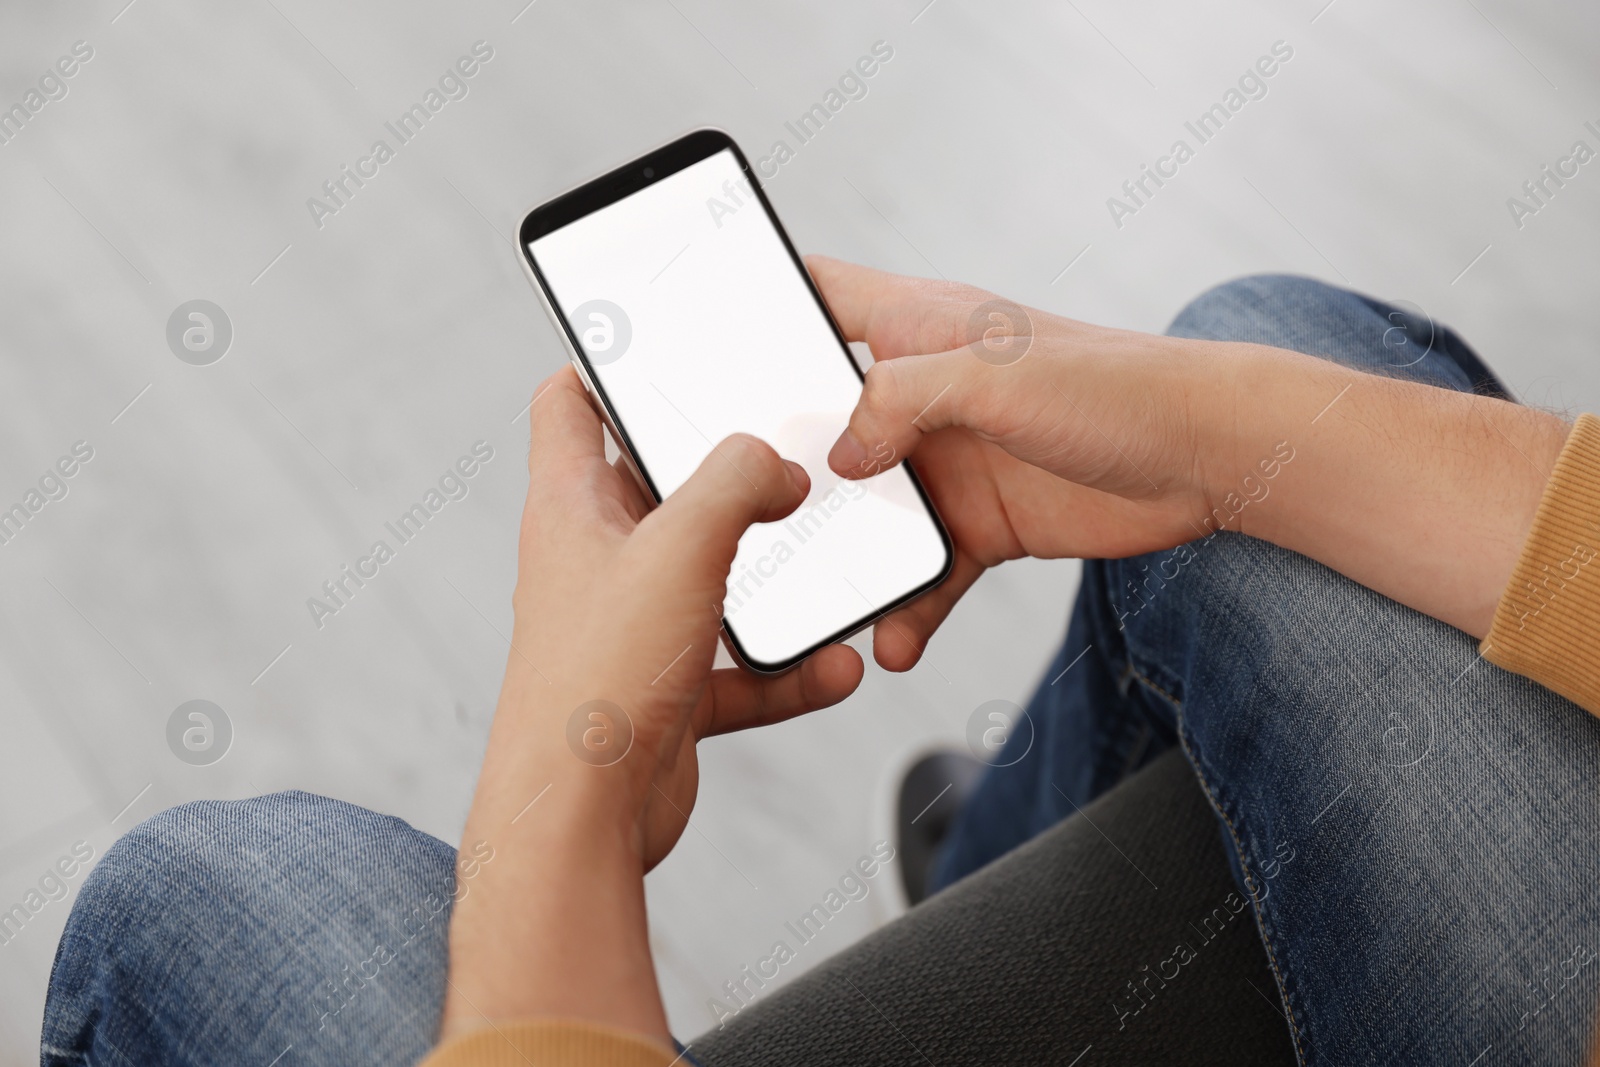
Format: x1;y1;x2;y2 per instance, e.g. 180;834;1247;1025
44;792;457;1067
58;792;320;947
1166;273;1477;393
67;791;430;916
1167;273;1345;339
47;791;412;1000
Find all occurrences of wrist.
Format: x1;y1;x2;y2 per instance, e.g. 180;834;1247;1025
483;695;650;843
444;779;660;1039
1184;341;1355;540
482;639;656;845
1172;339;1573;636
1162;337;1260;525
445;651;668;1036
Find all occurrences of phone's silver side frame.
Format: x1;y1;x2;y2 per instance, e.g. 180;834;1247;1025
511;127;732;512
514;251;656;498
511;137;785;675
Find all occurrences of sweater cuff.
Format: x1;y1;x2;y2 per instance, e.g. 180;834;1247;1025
419;1019;681;1067
1482;412;1600;716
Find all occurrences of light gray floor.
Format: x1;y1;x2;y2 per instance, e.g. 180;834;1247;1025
1;0;1597;1060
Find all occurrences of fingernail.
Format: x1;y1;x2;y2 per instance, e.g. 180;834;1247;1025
828;430;867;475
783;460;811;496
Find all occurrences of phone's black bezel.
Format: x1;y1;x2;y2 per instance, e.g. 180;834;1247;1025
518;128;954;674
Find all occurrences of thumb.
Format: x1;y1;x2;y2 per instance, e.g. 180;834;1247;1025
637;433;809;586
827;344;1039;478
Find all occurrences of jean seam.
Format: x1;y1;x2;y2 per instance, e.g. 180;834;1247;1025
1119;662;1180;708
1123;662;1310;1067
1115;720;1155;784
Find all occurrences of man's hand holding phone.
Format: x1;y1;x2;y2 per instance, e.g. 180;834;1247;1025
811;255;1566;660
809;255;1225;671
441;366;863;1043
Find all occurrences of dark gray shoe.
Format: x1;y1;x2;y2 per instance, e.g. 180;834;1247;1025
895;749;984;906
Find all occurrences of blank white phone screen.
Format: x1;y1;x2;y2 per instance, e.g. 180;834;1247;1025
528;148;948;668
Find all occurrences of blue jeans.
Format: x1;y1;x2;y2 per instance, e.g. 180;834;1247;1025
42;792;460;1066
932;276;1600;1062
42;277;1600;1066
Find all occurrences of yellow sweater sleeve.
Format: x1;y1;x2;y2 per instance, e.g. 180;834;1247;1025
1482;412;1600;715
417;1020;680;1067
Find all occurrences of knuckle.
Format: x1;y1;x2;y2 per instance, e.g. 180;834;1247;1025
943;280;994;307
860;361;900;418
917;280;996;350
719;433;783;484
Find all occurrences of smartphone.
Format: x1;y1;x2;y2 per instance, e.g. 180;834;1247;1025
517;128;952;674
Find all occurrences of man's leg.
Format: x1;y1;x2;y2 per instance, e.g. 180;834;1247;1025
1092;500;1600;1063
948;274;1600;1063
1165;272;1506;395
696;750;1296;1066
42;791;457;1067
927;568;1179;889
932;275;1510;893
44;765;1299;1067
1131;276;1600;1063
